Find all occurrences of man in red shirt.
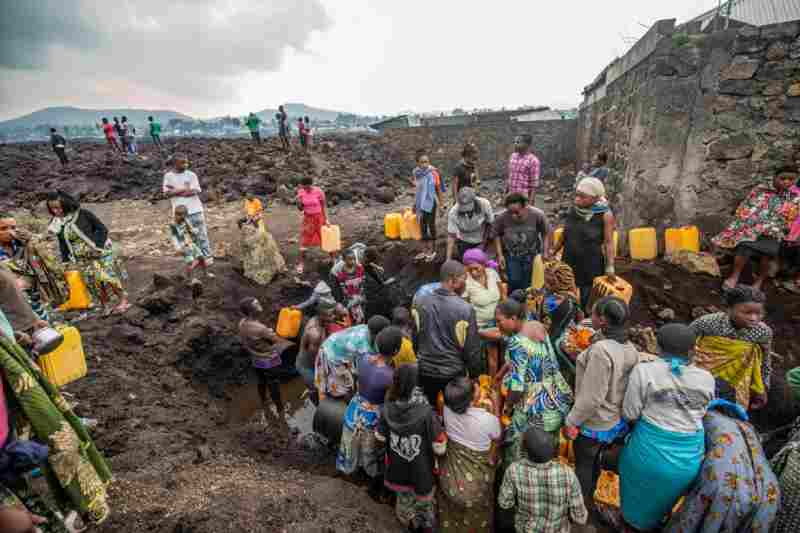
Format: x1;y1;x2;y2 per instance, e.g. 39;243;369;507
99;117;121;152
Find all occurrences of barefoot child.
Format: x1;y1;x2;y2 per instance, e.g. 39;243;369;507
170;205;212;282
411;150;444;262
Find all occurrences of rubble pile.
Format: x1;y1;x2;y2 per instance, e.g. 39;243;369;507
0;135;414;209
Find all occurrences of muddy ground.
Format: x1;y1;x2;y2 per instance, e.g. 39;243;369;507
5;138;799;532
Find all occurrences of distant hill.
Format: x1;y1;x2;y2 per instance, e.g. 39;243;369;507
0;106;193;132
254;103;347;123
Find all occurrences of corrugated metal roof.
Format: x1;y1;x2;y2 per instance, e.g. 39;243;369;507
688;0;800;30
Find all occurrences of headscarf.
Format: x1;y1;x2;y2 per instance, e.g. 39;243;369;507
657;323;696;375
462;247;488;266
543;260;579;301
723;285;766;307
574;178;610;221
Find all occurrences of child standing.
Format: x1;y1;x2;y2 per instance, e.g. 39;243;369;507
238;194;264;229
498;426;588;533
411;150;444;262
170;205;212;283
335;249;366;324
295;176;329;274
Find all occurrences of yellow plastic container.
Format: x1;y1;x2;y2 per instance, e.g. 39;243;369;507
552;227;564;249
531;254;545;290
276;308;303;338
590;275;634;306
613;230;619;257
665;226;700;255
384;213;402;240
401;209;421;241
321;224;341;253
58;271;92;311
628;227;658;260
38;325;87;388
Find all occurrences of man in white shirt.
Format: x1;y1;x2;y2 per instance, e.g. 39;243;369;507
162;153;212;262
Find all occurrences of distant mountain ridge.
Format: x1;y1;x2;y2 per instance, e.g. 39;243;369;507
252;103;344;122
0;107;193;132
0;103;358;132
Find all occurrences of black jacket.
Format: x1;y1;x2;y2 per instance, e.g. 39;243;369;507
413;287;481;379
55;209;109;262
379;400;440;496
50;134;66;148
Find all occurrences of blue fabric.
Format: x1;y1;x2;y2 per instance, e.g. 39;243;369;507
620;419;705;531
505;254;532;293
707;398;748;421
414;167;438;214
579;418;628;444
0;309;12;340
412;282;441;306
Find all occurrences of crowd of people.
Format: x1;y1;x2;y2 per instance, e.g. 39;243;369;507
3;128;800;532
233;136;800;532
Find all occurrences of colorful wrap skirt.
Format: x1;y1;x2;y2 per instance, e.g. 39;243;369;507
336;394;384;477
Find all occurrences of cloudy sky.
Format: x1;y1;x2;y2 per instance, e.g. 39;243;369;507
0;0;722;121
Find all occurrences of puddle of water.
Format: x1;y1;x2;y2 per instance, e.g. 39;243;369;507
225;376;316;436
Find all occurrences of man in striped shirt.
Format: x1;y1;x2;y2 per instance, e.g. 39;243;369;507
507;134;541;205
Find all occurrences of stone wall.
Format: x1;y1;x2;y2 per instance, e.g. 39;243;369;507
383;118;577;180
577;21;800;242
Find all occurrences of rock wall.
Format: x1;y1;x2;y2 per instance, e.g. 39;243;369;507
383;118;577;180
578;21;800;241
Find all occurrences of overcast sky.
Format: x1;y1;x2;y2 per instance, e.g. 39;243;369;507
0;0;723;121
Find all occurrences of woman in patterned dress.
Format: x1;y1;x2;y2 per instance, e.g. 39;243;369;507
713;166;800;290
46;191;129;316
664;380;780;533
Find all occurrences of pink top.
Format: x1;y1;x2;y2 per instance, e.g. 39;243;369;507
507;152;541;195
789;185;800;242
297;186;326;215
0;378;8;448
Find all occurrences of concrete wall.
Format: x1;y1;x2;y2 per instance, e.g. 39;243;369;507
383;118;577;180
578;20;800;240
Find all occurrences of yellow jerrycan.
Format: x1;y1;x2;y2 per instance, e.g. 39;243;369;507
321;225;342;253
276;308;303;339
38;325;87;387
58;270;92;311
665;226;700;255
531;254;545;290
401;209;422;241
628;227;658;260
384;213;402;240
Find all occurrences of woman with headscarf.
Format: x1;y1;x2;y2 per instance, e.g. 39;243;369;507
714;165;800;290
462;248;504;376
562;296;639;508
665;380;780;533
690;285;774;410
437;376;501;533
46;191;129;316
554;177;616;310
618;324;715;531
0;214;64;323
537;260;585;370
